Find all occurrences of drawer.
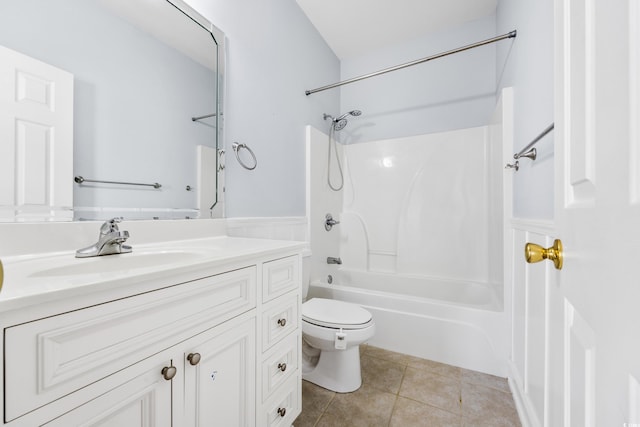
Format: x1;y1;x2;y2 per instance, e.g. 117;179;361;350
4;266;257;422
262;332;300;401
262;293;299;351
262;374;301;427
262;255;299;303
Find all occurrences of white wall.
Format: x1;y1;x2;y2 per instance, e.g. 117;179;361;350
184;0;341;218
339;15;497;143
497;0;554;219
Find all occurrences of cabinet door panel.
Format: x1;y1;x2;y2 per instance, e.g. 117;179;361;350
43;360;171;427
183;315;256;427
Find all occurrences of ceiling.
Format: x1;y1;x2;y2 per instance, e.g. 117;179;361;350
295;0;497;60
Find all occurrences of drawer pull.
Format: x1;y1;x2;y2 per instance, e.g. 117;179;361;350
277;318;287;327
277;407;286;417
278;362;287;372
161;365;177;381
187;352;201;366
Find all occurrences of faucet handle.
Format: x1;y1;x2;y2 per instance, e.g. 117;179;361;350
100;217;124;235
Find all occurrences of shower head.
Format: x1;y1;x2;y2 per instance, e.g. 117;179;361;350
335;110;362;121
324;110;363;131
333;119;348;131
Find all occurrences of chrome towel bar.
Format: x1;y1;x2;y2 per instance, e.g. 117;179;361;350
191;113;218;121
514;123;554;160
506;123;554;172
74;176;161;189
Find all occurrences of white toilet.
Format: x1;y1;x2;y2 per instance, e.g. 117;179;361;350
300;253;375;393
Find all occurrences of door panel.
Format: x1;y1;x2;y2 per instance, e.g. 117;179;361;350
553;0;640;425
0;44;73;221
183;315;256;426
43;360;171;427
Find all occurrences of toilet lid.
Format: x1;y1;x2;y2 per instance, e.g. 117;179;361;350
302;298;373;329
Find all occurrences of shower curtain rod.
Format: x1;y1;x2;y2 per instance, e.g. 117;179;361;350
305;30;517;96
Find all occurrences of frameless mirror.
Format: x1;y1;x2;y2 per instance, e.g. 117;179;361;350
0;0;224;221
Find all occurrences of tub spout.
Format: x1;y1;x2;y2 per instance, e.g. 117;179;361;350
327;257;342;265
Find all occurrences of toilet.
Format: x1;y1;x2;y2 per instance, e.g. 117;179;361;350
301;252;375;393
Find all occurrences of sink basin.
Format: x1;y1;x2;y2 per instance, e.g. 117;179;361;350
29;250;205;278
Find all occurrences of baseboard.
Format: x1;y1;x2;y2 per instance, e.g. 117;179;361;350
508;360;541;427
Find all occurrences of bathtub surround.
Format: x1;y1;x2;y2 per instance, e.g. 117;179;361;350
305;89;511;377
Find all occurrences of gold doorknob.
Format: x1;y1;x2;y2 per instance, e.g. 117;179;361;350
525;239;563;270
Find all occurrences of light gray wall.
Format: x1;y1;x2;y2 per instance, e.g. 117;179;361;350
339;15;497;143
497;0;554;219
185;0;341;217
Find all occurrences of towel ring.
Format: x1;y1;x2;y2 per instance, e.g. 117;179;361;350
232;142;257;170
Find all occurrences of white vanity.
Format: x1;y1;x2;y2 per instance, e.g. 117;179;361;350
0;227;304;426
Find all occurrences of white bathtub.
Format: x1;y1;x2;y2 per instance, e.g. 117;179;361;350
307;269;508;377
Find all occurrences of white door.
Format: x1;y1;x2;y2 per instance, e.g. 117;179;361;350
0;44;73;221
182;315;256;426
548;0;640;425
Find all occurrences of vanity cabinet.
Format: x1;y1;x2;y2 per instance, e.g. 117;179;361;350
258;256;302;427
0;246;302;427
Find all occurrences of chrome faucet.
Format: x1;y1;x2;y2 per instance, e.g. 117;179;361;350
327;257;342;265
75;218;132;258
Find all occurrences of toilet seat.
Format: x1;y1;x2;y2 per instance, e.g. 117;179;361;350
302;298;373;330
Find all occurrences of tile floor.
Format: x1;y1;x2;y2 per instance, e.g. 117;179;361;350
294;345;521;427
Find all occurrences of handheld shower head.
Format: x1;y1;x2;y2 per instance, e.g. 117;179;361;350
333;119;348;131
323;109;363;131
335;110;362;121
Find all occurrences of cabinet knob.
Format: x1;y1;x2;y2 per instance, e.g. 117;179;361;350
161;365;177;381
277;362;287;372
277;407;286;417
277;318;287;327
187;352;201;366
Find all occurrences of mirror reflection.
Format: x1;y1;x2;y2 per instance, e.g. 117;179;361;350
0;0;223;221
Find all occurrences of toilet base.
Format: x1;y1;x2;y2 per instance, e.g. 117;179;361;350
301;342;363;393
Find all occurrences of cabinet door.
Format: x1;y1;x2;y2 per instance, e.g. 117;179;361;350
183;314;256;426
43;360;172;427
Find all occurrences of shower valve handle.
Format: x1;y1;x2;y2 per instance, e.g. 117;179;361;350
325;213;340;231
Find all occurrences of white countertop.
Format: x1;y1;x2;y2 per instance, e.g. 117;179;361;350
0;236;306;311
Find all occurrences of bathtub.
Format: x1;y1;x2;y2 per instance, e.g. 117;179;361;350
307;269;508;377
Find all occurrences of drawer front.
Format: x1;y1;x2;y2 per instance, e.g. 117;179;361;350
4;266;257;421
262;293;299;351
263;374;301;427
261;332;300;401
262;255;299;303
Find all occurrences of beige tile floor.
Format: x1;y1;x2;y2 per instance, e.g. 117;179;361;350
294;345;521;427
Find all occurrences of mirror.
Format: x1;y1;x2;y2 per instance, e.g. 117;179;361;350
0;0;224;221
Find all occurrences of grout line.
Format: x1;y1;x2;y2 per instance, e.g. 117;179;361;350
313;391;336;426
